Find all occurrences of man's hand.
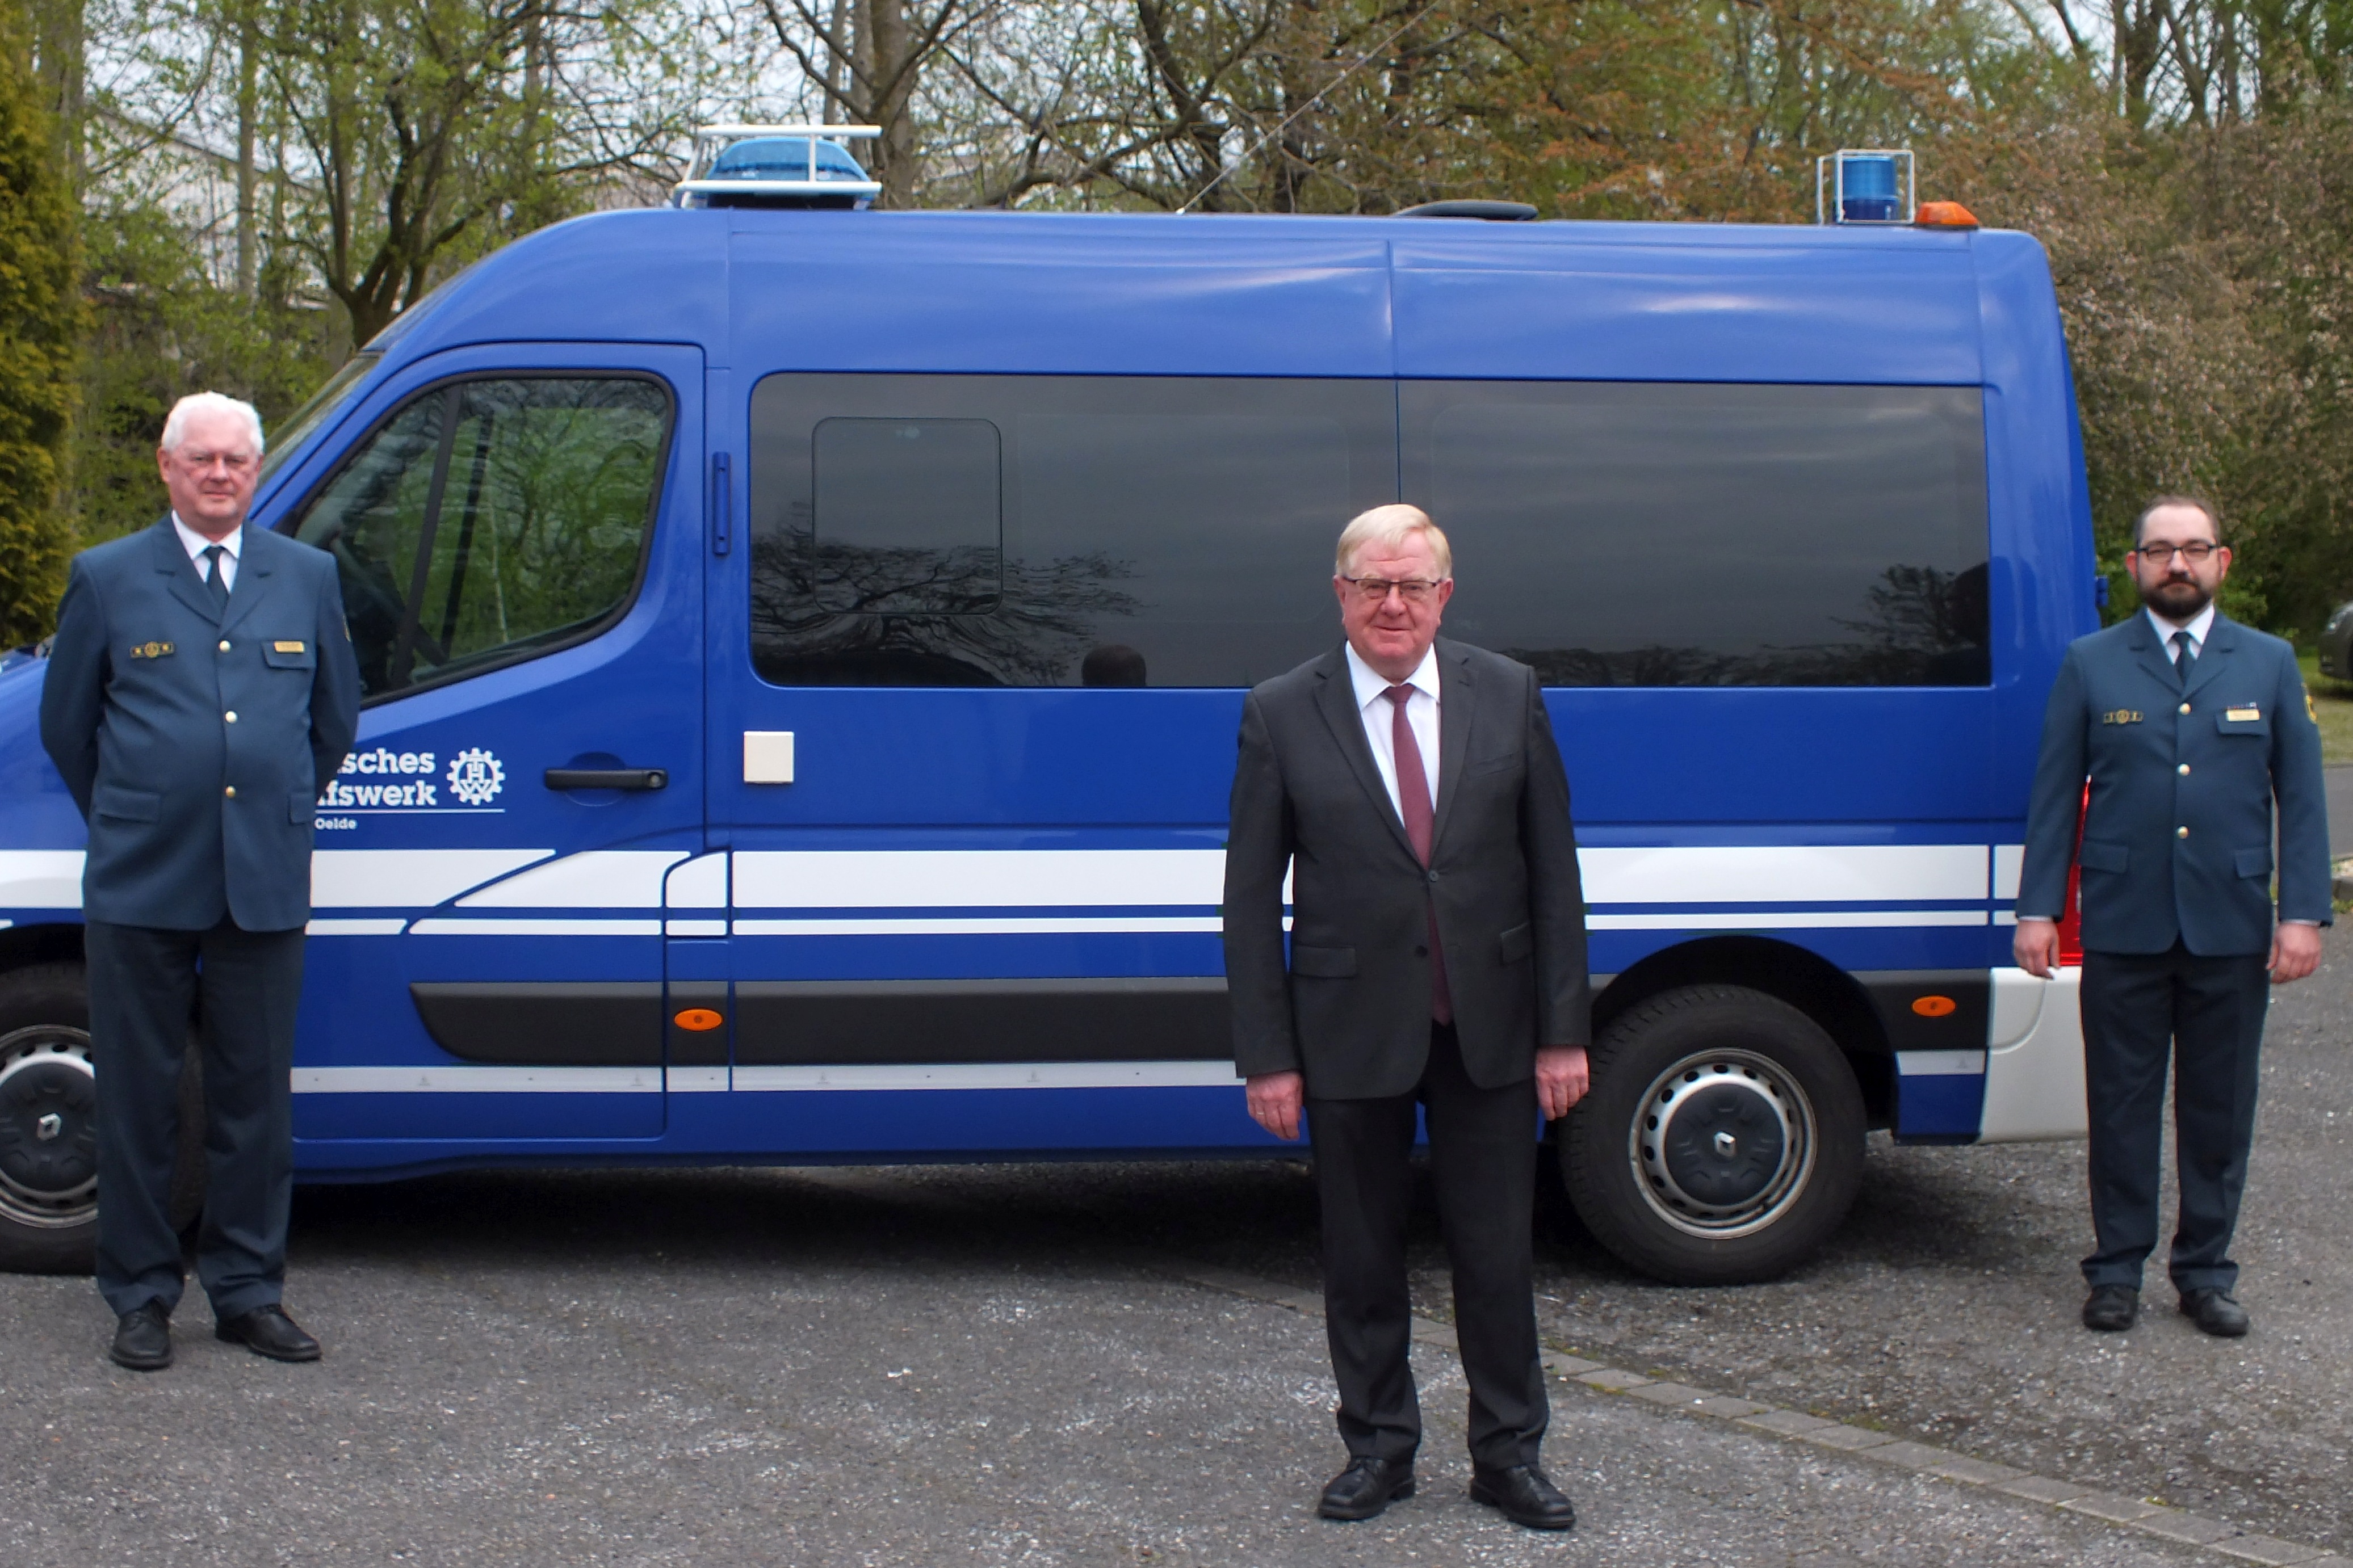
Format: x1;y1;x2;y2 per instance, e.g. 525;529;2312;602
2014;918;2061;979
2270;922;2323;984
1245;1070;1305;1140
1536;1045;1589;1121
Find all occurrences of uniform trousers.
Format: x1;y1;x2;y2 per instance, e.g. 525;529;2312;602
1306;1022;1547;1472
2079;943;2270;1294
86;918;305;1319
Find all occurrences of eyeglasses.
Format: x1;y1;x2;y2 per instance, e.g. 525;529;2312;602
175;450;257;474
1340;575;1446;604
2133;541;2219;564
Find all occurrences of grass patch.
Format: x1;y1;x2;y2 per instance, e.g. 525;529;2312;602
2297;652;2353;766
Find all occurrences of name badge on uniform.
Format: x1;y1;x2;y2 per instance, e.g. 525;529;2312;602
2100;709;2142;725
274;640;305;654
2224;704;2262;723
128;641;174;659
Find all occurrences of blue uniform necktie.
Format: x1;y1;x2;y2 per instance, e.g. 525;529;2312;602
202;545;230;618
2172;628;2196;682
1383;684;1452;1025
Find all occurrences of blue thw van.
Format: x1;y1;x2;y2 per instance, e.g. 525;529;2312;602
0;202;2099;1284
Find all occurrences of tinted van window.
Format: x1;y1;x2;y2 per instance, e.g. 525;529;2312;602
749;375;1396;687
1400;382;1990;686
293;377;671;699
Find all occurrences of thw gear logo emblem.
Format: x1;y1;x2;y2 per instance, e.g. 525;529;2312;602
446;747;505;807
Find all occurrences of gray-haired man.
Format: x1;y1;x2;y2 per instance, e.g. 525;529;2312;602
41;392;362;1371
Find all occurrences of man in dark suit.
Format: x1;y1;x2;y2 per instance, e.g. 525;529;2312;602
41;392;361;1371
2016;495;2328;1339
1224;504;1589;1530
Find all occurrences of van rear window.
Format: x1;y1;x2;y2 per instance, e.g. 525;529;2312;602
1403;382;1990;687
748;375;1989;688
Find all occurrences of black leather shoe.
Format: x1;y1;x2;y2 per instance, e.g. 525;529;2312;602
2082;1284;2139;1331
110;1301;171;1371
215;1305;322;1363
1317;1456;1415;1521
1470;1463;1576;1531
2180;1288;2250;1338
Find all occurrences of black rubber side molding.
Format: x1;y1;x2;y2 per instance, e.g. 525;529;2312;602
410;982;664;1065
544;768;666;791
736;977;1232;1065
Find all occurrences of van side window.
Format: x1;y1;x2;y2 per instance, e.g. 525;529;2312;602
811;418;1003;615
1401;383;1991;687
749;375;1397;688
292;376;672;699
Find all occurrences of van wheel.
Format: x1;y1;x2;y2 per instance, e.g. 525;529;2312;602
0;961;204;1274
1562;984;1864;1285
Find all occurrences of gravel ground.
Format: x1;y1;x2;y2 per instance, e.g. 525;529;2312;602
958;929;2353;1556
1;934;2346;1563
0;1163;2223;1567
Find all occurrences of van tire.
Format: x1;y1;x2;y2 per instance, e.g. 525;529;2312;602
1562;983;1864;1285
0;961;205;1275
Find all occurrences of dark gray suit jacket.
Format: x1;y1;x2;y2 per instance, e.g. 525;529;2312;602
40;518;362;932
1223;638;1591;1099
2019;611;2330;956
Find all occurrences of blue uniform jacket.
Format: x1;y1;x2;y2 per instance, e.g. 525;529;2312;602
39;518;363;932
2018;612;2331;956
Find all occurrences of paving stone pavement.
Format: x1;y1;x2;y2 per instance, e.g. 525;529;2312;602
0;1163;2258;1567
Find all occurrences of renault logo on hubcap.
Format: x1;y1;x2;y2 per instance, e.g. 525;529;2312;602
1712;1130;1737;1159
35;1112;63;1141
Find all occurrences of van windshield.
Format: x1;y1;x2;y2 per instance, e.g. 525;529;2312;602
260;351;380;488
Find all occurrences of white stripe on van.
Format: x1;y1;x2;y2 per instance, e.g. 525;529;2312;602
1589;910;1989;931
731;849;1227;910
293;1066;661;1094
313;848;551;910
0;850;84;908
456;849;687;909
730;1060;1240;1092
1578;844;1990;906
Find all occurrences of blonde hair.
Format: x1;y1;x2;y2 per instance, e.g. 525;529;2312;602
161;392;266;457
1335;504;1452;579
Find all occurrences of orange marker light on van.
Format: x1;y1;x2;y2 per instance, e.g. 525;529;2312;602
1915;200;1979;229
673;1008;725;1031
1911;995;1958;1018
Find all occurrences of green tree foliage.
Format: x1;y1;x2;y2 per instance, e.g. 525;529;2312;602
71;199;337;545
0;0;85;644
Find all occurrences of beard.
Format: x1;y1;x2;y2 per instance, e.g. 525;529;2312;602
2142;574;2214;619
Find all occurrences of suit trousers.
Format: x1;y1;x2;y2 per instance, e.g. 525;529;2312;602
1306;1023;1547;1471
87;918;305;1319
2079;943;2270;1293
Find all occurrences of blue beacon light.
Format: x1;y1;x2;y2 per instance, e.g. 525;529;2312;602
1815;149;1917;226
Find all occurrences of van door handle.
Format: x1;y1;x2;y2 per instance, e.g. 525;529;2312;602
544;768;668;792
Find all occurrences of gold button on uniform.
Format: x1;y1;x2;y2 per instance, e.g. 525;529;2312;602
2178;763;2190;775
224;785;236;798
2179;703;2191;714
224;711;237;724
217;640;230;652
2177;825;2189;838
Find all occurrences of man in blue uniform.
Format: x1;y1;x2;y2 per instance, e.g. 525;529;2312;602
40;392;361;1371
2015;495;2328;1339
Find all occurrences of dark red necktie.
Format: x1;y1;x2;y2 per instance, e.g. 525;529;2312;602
1384;685;1452;1024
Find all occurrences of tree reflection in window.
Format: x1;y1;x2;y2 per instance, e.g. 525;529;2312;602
294;378;669;698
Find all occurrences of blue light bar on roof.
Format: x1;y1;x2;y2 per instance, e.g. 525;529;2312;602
1815;149;1916;226
673;124;883;208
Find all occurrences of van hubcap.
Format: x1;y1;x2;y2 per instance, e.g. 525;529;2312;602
0;1027;99;1229
1629;1049;1816;1239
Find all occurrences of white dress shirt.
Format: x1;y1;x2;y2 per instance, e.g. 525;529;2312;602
1344;641;1441;821
171;512;242;593
2146;601;2215;661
